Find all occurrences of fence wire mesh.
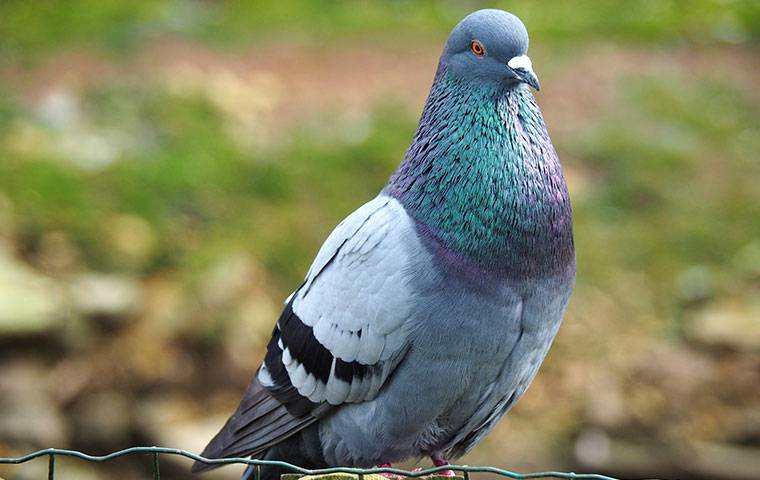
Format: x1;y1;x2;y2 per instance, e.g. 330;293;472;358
0;447;622;480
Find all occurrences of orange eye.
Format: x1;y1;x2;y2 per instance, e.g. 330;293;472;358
470;40;485;56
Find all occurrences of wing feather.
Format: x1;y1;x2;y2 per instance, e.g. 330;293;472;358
194;195;419;470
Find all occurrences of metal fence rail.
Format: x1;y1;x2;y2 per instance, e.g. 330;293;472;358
0;447;622;480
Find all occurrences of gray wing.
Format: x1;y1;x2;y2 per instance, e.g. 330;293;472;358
194;195;419;470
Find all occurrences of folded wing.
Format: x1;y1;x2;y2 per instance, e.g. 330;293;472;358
194;195;419;471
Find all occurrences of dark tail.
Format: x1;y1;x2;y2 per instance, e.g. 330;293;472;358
241;465;256;480
196;434;327;480
191;376;317;474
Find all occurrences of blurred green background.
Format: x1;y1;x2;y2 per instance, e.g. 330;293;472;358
1;1;759;479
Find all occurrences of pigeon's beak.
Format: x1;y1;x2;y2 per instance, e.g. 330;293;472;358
507;55;540;91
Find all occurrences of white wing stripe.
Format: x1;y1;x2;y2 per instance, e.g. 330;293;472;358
273;195;426;406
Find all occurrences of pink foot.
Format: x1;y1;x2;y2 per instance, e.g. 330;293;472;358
431;457;456;477
375;463;398;478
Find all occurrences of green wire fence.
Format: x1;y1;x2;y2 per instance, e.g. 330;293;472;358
0;447;623;480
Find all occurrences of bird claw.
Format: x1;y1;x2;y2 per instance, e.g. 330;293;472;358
376;460;456;477
375;463;400;478
431;457;456;477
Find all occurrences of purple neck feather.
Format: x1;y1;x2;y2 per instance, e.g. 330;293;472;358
386;65;575;279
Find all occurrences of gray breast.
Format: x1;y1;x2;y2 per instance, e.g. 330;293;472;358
316;207;574;466
405;245;575;459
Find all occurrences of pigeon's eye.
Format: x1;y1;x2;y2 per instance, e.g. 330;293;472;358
470;40;485;57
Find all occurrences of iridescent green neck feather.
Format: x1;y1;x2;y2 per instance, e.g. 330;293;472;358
386;67;574;278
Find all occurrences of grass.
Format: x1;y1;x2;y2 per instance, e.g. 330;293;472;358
569;73;760;336
2;0;759;66
2;65;758;330
0;84;416;288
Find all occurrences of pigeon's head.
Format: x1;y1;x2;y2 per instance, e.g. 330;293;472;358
441;9;540;91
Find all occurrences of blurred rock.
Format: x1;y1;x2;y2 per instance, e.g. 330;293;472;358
199;252;281;369
0;360;68;446
56;125;123;171
30;89;126;171
69;273;141;320
36;230;81;274
0;244;66;335
139;274;190;341
102;214;157;268
224;294;278;371
59;314;97;352
689;441;760;480
201;252;260;308
137;394;245;479
117;327;190;384
627;383;667;425
635;344;716;396
70;391;132;447
48;356;98;405
583;373;627;429
0;453;49;480
35;88;80;128
676;265;713;303
686;300;760;352
574;436;677;479
5;457;102;480
574;428;611;469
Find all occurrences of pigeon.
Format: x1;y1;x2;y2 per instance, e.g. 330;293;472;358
193;9;574;479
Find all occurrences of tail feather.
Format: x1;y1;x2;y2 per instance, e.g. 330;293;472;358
237;438;327;480
191;377;317;474
223;410;314;457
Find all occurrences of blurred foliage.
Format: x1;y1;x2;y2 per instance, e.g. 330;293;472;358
2;0;760;65
0;86;413;286
573;76;760;319
2;68;758;308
